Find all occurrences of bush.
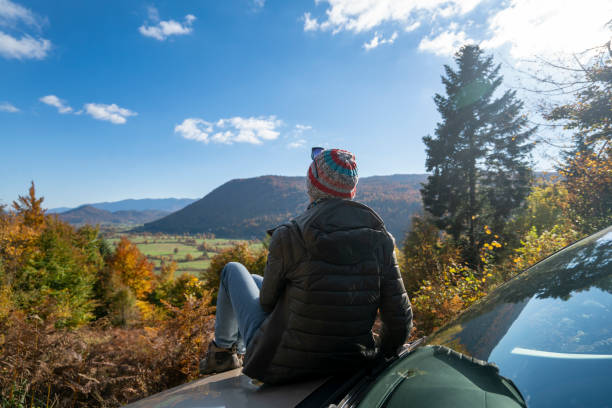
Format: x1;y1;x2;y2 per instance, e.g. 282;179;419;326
402;215;461;295
410;261;490;336
0;296;215;407
202;242;268;303
151;273;209;310
509;224;579;273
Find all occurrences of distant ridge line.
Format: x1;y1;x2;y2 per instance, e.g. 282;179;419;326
140;174;427;240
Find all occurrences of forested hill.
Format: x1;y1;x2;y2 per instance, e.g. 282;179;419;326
141;174;426;240
59;205;170;226
49;198;196;213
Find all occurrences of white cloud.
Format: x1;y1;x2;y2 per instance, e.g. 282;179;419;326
39;94;73;114
175;116;283;145
253;0;265;9
0;101;18;112
481;0;612;59
84;103;137;124
0;31;49;59
418;29;473;56
288;139;306;149
174;118;213;142
146;6;160;22
295;124;312;131
286;124;313;148
139;9;196;41
303;12;320;31
303;0;611;63
364;31;398;50
0;0;50;60
404;21;421;32
39;95;136;124
0;0;36;27
303;0;481;34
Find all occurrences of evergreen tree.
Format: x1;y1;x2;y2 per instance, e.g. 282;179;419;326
421;45;535;266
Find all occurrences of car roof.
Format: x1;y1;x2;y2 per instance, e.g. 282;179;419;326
124;368;328;408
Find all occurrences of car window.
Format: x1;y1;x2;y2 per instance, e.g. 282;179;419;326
426;227;612;407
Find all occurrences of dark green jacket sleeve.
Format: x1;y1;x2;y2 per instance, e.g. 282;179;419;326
379;235;413;356
259;226;288;313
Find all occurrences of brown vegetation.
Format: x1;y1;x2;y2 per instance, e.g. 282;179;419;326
0;297;214;407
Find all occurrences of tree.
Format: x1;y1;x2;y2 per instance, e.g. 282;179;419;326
513;179;572;235
421;45;536;266
12;181;46;229
542;46;612;233
108;237;155;299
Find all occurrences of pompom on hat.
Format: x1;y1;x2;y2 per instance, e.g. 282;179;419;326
307;149;358;200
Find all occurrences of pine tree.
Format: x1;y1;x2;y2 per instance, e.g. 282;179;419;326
421;45;535;266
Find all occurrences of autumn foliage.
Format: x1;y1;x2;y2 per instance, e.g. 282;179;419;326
0;184;217;407
0;296;214;407
202;242;268;302
108;237;155;299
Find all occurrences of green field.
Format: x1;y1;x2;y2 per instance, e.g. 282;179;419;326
104;233;261;276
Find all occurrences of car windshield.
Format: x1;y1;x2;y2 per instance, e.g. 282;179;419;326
356;227;612;408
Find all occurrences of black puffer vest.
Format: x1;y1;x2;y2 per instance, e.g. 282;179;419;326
243;199;412;384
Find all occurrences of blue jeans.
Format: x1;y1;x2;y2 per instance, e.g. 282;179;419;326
214;262;269;354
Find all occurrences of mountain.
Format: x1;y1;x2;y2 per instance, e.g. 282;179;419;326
141;174;426;241
58;205;170;226
48;198;197;213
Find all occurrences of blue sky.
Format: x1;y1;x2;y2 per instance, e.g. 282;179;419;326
1;0;610;208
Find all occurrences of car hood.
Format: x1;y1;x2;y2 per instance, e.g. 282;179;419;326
124;369;328;408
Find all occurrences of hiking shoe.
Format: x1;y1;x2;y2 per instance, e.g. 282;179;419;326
199;341;242;375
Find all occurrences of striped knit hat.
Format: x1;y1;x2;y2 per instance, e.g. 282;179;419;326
307;149;358;200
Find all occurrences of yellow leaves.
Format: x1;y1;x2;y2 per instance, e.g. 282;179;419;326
136;300;159;322
412;262;488;336
0;211;41;275
0;285;13;321
110;237;156;299
511;224;578;275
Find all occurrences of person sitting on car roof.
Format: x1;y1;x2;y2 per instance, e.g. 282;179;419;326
199;148;413;385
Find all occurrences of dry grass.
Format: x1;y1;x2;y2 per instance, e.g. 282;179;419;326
0;297;215;407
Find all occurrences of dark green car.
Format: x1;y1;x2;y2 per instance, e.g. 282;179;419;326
127;226;612;408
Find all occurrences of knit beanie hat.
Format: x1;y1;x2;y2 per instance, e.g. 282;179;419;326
307;149;358;200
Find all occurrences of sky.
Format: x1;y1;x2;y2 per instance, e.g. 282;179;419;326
1;0;610;208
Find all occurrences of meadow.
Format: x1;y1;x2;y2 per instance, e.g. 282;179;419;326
104;233;264;275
